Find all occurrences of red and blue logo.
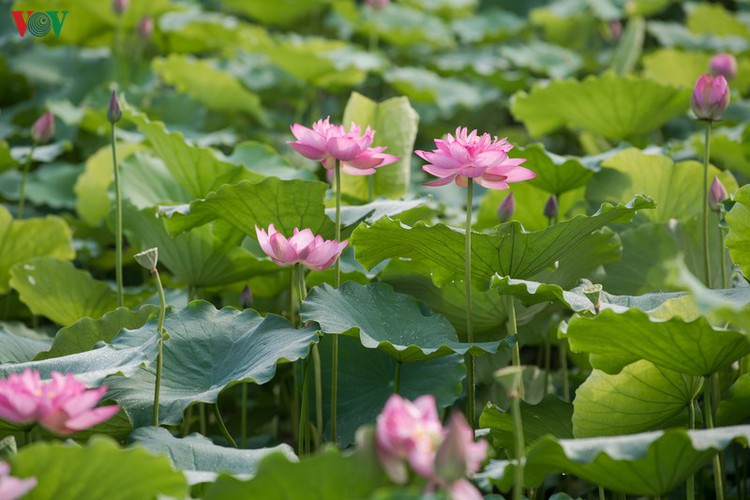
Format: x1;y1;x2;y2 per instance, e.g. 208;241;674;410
11;10;69;38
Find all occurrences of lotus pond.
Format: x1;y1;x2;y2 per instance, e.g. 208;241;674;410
1;0;750;499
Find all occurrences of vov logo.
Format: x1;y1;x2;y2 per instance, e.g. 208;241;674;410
11;10;69;38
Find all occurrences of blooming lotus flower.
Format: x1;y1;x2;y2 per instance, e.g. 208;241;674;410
0;369;119;436
0;462;36;500
433;412;487;487
691;74;730;122
288;117;399;176
375;394;444;483
710;53;737;80
416;127;535;189
709;176;729;212
255;224;348;271
30;112;54;145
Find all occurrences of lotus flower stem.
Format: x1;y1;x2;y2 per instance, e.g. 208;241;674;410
298;358;311;456
240;384;248;448
312;343;323;448
331;161;342;443
560;342;570;403
465;179;476;429
111;123;124;307
718;217;727;288
393;361;402;394
199;405;207;435
17;145;35;219
704;374;725;499
213;403;238;448
598;486;605;500
367;176;375;202
702;123;713;288
687;396;696;500
506;294;526;500
152;266;167;427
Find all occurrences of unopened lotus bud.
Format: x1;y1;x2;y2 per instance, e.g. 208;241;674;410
544;194;558;220
107;91;122;124
366;0;390;10
497;192;515;223
137;16;154;40
709;176;729;212
609;20;623;41
582;283;603;313
710;53;737;81
112;0;128;14
691;74;730;122
240;285;253;308
30;112;55;144
134;247;158;271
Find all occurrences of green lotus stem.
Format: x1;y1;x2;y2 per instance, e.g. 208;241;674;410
465;179;476;428
394;361;402;394
598;486;605;500
506;294;525;500
152;267;167;427
299;358;311;456
112;123;124;307
704;375;725;500
718;215;727;288
544;337;551;395
560;340;570;403
240;384;248;448
311;344;323;448
687;396;696;500
367;176;374;202
702;123;712;288
17;145;35;219
331;161;342;444
213;403;238;448
199;404;207;435
290;265;298;325
507;296;524;399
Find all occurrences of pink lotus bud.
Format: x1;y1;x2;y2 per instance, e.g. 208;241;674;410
366;0;390;10
112;0;128;14
107;90;122;124
609;20;623;41
0;369;119;436
434;412;487;485
710;53;737;81
30;112;55;144
375;394;444;483
137;16;154;40
709;176;729;212
691;74;730;122
240;285;253;308
497;192;515;223
0;462;37;500
544;194;558;220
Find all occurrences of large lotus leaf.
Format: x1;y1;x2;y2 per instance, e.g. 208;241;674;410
347;3;456;49
327;198;431;234
228;141;315;181
561;308;750;376
123;106;262;199
499;41;582;79
610;16;645;75
316;334;464;446
16;163;81;211
222;0;328;27
301;282;500;362
677;266;750;332
74;142;144;226
352;196;654;288
10;258;118;327
37;305;158;360
105;301;318;428
646;21;750;53
686;3;750;37
340;93;419;200
480;395;573;454
129;426;297;485
204;428;387;500
573;360;699;438
0;333;157;386
511;72;689;139
153;55;265;122
400;0;476;18
0;142;18;172
0;207;73;293
643;49;750;93
513;143;595;196
587;148;737;224
8;437;187;500
123;204;278;287
120;153;193;210
726;185;750;279
718;374;750;426
161;177;336;239
478;425;750;495
0;325;51;363
450;8;525;44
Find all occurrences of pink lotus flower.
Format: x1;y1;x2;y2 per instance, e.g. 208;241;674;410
433;412;487;491
288;117;399;176
416;127;535;190
691;74;730;122
366;0;390;10
0;462;36;500
255;224;348;271
710;53;737;80
375;394;444;483
0;369;119;436
709;176;729;212
30;112;54;145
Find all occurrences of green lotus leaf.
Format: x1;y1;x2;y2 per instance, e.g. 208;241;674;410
9;437;187;500
120;153;194;210
129;426;297;485
222;0;329;28
511;73;689;139
0;324;52;363
726;185;750;280
718;373;750;426
105;301;318;427
561;308;750;376
301;282;501;362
